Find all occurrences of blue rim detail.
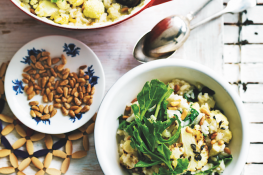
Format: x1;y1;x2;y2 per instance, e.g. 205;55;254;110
63;43;80;57
12;79;24;95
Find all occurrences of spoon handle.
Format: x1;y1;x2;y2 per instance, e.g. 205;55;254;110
190;9;227;30
187;0;214;21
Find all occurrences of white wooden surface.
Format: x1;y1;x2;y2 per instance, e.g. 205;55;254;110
0;0;262;174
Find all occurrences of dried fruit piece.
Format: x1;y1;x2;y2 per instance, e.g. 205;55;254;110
51;109;57;117
32;157;44;169
79;69;84;78
64;103;70;109
68;132;83;140
44;153;53;168
52;57;60;64
29;101;39;106
30;110;36;117
54;103;62;108
22;73;31;80
74;97;82;106
9;153;18;168
32;105;39;111
83;135;89;151
30;55;37;63
34;111;42;118
45;135;53;149
26;140;34;155
0;149;11;157
53;150;67;158
74;106;82;114
61;107;69;116
72;151;87;159
23;66;32;72
0;167;15;174
50;68;57;77
43;94;48;103
47;57;52;66
39;104;44;113
0;114;14;123
36;170;45;175
30;132;45;141
15;125;26;137
18;157;31;171
26;86;34;94
86;123;95;134
35;62;44;70
60;80;68;86
43;105;49;114
81;105;90;113
49;105;54;113
1;123;15;136
46;168;61;175
69;110;75;117
66;140;72;155
57;87;63;94
61;158;70;174
12;138;26;149
57;64;65;72
41;114;50;120
79;65;87;70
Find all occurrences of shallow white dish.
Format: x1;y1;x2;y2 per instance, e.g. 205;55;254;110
95;59;249;175
5;35;105;134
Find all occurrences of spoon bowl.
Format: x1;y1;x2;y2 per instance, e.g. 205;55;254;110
133;0;256;63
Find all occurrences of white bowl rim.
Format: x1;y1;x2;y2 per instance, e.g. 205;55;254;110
5;35;106;134
94;59;249;175
10;0;152;30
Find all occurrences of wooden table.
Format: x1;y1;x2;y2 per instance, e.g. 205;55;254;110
0;0;262;174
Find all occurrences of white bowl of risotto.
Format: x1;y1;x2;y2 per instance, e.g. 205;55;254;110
11;0;170;29
95;59;249;175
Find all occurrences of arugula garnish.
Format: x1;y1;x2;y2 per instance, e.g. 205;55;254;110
137;79;173;120
183;108;199;125
153;158;189;175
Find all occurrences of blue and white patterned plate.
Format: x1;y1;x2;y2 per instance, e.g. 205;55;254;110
5;35;105;134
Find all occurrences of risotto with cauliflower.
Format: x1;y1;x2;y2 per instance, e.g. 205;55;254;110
17;0;146;27
117;79;233;175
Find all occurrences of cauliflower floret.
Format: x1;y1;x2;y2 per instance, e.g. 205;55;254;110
167;93;190;110
51;12;69;24
68;0;84;6
35;0;59;17
107;3;121;20
214;160;225;174
201;120;209;135
209;142;225;157
169;144;184;168
120;152;138;169
83;0;104;19
30;0;39;9
180;127;209;171
219;129;232;143
56;0;70;10
103;0;112;9
198;93;215;109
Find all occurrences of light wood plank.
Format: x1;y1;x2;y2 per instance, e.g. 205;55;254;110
224;45;241;63
244;164;263;175
224;13;239;23
224;26;239;43
242;25;263;43
224;64;240;82
244;103;263;122
241;45;263;63
240;84;263;102
247;144;263;163
243;6;263;23
241;64;263;82
249;124;263;142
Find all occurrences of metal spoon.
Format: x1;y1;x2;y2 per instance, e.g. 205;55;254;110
133;0;256;63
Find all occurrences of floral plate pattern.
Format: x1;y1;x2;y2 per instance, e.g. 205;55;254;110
5;36;105;134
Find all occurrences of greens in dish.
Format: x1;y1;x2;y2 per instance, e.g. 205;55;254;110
117;79;233;175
